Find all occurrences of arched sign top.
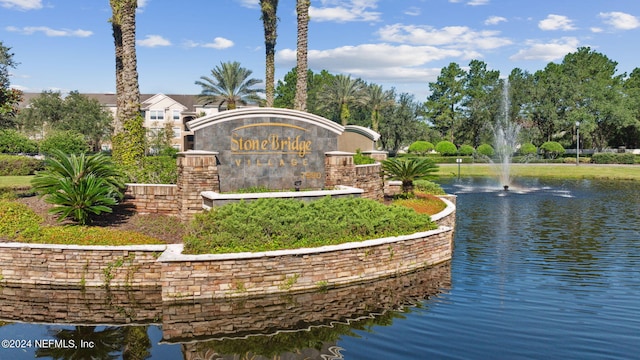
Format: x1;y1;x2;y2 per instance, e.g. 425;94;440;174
186;107;344;135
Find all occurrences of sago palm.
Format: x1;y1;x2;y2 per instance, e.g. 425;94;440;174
32;150;124;225
195;61;264;111
382;157;438;195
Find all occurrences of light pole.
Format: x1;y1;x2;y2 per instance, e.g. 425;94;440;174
575;121;580;166
456;158;462;180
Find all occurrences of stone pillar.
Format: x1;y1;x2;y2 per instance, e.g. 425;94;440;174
177;150;219;221
362;150;388;162
325;151;356;188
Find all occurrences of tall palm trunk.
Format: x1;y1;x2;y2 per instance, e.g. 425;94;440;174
294;0;310;112
261;0;279;107
111;20;124;134
110;0;143;168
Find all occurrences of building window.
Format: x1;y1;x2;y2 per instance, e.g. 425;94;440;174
150;110;164;121
173;110;181;121
173;127;181;138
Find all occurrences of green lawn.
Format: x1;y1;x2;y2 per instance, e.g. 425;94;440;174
435;163;640;181
0;176;33;187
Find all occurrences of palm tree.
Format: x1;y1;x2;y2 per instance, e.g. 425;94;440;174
294;0;310;111
260;0;279;107
381;157;438;195
363;84;395;132
318;74;364;125
110;0;144;169
109;0;140;133
195;61;264;111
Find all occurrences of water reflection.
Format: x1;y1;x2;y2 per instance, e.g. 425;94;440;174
0;262;451;359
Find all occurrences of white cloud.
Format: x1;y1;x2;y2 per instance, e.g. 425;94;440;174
378;23;512;50
185;37;234;50
137;35;171;47
236;0;258;9
590;27;603;33
485;16;507;26
6;26;92;37
310;0;381;22
448;0;489;5
404;6;420;16
539;14;576;31
509;37;579;61
277;43;462;84
0;0;41;10
599;12;640;30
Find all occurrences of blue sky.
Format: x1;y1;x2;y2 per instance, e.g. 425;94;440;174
3;0;640;100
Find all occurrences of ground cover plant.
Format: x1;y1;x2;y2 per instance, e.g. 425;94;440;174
393;192;447;215
184;196;438;254
0;199;165;245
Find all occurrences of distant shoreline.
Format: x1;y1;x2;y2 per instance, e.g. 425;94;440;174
435;163;640;181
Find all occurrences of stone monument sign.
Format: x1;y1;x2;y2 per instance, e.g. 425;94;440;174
186;108;344;192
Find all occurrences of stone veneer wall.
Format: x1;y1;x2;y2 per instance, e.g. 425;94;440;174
124;184;179;216
354;163;383;200
158;195;454;301
0;197;454;302
123;150;386;217
161;261;451;342
0;243;166;288
176;151;220;221
325;151;384;200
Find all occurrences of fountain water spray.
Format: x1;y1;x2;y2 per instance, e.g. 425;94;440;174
493;80;520;190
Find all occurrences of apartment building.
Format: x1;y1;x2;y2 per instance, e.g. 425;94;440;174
19;93;223;152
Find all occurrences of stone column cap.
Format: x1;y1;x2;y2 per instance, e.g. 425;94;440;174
325;151;356;156
177;150;219;156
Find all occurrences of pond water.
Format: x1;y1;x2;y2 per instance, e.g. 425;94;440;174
0;178;638;359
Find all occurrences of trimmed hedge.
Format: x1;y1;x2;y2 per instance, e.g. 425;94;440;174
592;152;636;164
0;154;44;176
184;197;438;254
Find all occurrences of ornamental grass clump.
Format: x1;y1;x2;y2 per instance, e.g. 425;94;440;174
184;197;437;254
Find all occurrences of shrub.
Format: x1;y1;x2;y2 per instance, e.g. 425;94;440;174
458;144;474;156
0;129;38;154
353;149;376;165
540;141;565;159
519;142;538;156
477;144;494;157
32;150;125;225
413;179;446;195
408;141;435;155
592;152;636;164
184;197;437;254
0;154;44;176
435;141;458;156
123;155;178;184
39;130;89;155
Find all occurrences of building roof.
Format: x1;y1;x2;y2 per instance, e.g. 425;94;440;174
18;92;206;112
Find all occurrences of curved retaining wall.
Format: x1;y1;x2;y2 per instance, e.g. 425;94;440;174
0;197;455;301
